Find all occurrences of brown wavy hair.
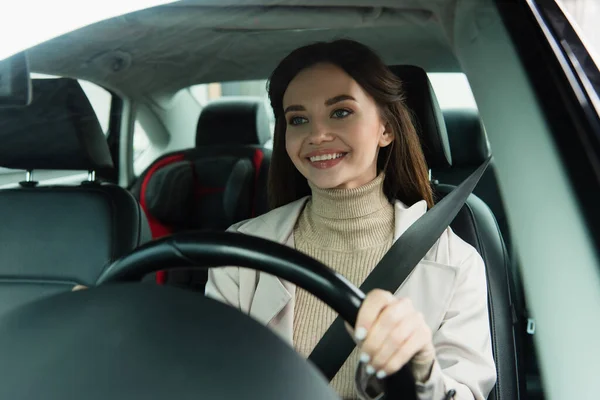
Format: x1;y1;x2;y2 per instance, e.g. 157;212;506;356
266;39;433;209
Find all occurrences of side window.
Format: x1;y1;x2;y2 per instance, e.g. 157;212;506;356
133;120;151;162
555;0;600;60
427;73;478;110
541;1;600;110
0;76;114;188
132;120;152;176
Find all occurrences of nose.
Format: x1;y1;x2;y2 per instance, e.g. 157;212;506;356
307;121;333;145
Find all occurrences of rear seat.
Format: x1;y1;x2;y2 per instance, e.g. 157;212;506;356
133;96;272;288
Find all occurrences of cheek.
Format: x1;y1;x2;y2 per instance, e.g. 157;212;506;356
285;132;301;162
347;120;383;152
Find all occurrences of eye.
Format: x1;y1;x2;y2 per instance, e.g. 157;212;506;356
288;116;308;126
331;109;353;119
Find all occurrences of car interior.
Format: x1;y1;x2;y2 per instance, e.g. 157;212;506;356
0;0;599;399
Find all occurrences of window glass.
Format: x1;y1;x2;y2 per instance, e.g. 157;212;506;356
133;120;151;161
538;1;600;115
428;73;478;110
555;0;600;63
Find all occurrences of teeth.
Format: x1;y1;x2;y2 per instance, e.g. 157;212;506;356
309;153;344;162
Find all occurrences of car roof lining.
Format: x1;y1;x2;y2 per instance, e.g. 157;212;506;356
26;0;462;97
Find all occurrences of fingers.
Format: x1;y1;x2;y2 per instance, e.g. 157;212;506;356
376;327;432;378
355;291;435;380
359;298;414;361
354;289;395;341
368;311;420;374
72;285;88;291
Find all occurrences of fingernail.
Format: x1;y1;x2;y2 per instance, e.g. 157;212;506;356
376;370;387;379
354;327;368;341
365;365;375;375
359;352;371;363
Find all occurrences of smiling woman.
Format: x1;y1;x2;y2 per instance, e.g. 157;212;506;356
206;39;496;400
282;64;395;191
267;40;433;210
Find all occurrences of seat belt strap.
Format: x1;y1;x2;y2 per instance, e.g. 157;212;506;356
308;157;492;381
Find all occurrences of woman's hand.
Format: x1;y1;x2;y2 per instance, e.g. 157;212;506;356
354;289;436;382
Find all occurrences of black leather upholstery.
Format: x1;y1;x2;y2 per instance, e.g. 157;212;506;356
433;109;512;252
434;186;520;400
442;109;491;167
0;77;151;315
389;65;452;169
196;97;271;147
0;185;150;316
389;66;521;400
0;78;113;172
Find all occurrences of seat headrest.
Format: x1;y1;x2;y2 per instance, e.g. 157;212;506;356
144;155;255;230
0;78;113;171
389;65;452;169
443;109;491;167
145;161;194;227
196;97;271;147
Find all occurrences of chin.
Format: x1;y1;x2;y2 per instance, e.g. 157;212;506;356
308;176;345;189
306;173;351;190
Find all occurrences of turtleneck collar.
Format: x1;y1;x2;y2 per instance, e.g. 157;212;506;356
308;173;391;220
296;173;395;250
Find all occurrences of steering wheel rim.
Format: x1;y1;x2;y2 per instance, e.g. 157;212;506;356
97;231;416;399
98;231;366;325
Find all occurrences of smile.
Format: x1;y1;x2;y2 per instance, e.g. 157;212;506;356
308;153;346;162
305;152;348;169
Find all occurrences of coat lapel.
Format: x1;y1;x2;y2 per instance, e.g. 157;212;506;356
393;199;428;241
390;199;429;294
391;200;459;329
236;197;309;331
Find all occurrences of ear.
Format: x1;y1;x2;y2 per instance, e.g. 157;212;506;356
378;122;394;147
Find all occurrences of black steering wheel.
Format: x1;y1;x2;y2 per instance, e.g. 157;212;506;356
0;232;416;400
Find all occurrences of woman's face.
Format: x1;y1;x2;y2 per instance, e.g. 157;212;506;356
283;63;393;190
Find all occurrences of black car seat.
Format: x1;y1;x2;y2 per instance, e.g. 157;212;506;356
133;97;272;287
390;65;522;400
0;78;151;316
432;108;512;253
436;108;533;400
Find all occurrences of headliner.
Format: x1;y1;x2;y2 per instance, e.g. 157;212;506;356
26;0;462;97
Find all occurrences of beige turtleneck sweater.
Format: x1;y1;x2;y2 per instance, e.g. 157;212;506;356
292;173;395;399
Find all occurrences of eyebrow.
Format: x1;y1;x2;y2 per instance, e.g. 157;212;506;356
284;94;357;114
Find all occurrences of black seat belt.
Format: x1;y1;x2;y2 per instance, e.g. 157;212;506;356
308;156;492;381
